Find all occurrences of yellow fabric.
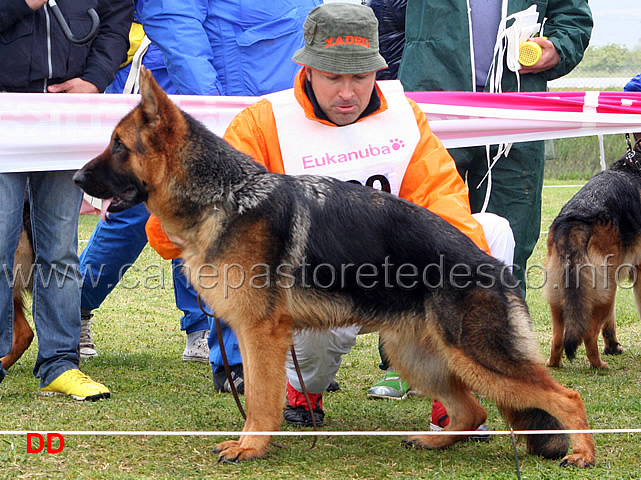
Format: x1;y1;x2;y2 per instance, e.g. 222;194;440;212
146;69;489;258
120;22;146;68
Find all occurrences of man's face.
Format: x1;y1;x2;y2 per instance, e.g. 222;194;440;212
305;67;377;126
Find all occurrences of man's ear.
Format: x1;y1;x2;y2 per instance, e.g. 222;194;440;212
304;65;313;83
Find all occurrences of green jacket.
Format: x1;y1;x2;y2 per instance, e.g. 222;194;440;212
399;0;593;93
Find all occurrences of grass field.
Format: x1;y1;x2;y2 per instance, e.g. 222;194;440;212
1;183;640;479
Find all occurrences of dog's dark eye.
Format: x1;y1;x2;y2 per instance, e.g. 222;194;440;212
112;135;128;154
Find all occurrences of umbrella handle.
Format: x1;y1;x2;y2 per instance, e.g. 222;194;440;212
48;0;100;46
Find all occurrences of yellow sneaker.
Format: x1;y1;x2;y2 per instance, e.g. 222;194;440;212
40;369;110;401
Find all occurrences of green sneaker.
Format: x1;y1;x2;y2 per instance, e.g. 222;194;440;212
367;369;411;400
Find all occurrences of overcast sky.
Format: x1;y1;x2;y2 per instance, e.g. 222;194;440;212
589;0;641;48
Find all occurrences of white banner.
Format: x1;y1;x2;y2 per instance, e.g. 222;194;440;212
1;90;640;173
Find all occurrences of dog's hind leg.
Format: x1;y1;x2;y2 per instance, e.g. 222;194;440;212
585;300;615;369
546;303;565;368
499;406;569;460
631;265;641;322
213;312;293;462
380;330;487;450
601;301;622;356
493;364;595;468
403;378;487;450
0;296;34;371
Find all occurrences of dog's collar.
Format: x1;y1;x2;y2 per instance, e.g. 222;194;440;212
624;148;641;171
624;134;641;170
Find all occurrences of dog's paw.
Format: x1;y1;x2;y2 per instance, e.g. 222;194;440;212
402;435;452;450
559;453;595;468
603;343;623;356
545;358;563;368
213;439;265;463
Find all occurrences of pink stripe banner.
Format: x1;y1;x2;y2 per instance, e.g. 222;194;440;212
1;89;641;173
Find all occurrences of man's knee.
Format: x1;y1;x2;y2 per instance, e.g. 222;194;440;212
472;212;515;268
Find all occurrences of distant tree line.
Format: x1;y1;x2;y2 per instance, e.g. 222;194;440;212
571;43;641;77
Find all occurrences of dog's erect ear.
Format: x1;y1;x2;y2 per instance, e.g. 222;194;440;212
138;66;178;125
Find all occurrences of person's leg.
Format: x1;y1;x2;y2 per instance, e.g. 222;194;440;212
79;203;150;357
0;173;29;382
283;326;360;426
27;171;109;400
172;260;215;364
471;212;515;268
465;141;545;296
80;203;150;310
29;171;83;384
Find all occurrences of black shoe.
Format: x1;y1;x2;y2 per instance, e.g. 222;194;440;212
469;424;491;442
283;405;324;427
212;364;244;394
325;379;340;392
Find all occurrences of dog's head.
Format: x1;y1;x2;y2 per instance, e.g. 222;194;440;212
73;67;190;218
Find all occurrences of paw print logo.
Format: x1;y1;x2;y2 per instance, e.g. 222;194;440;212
390;138;405;151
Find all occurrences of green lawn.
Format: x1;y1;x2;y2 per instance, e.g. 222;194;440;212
1;183;640;479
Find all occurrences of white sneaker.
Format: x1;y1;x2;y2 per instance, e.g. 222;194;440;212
79;311;98;359
182;330;210;363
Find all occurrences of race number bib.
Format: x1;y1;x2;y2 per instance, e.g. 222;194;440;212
269;80;420;197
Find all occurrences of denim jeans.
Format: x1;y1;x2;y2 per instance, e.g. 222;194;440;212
80;206;227;357
0;171;82;387
80;203;150;310
172;258;242;369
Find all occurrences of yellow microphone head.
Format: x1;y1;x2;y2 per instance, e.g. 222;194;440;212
519;41;543;67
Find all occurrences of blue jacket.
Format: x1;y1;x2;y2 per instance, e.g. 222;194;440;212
139;0;321;96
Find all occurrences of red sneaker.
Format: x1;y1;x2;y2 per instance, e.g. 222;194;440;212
430;399;449;431
283;381;324;427
430;398;490;441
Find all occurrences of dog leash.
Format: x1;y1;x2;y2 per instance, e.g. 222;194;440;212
196;295;246;417
196;294;317;451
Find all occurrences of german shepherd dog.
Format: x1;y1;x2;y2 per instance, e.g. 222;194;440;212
73;69;595;467
544;139;641;370
1;194;35;371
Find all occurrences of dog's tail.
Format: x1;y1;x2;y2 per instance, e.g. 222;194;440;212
552;222;593;361
502;407;570;459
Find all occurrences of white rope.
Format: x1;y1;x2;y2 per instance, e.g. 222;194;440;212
1;428;640;437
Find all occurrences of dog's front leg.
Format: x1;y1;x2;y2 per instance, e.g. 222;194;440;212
214;312;293;462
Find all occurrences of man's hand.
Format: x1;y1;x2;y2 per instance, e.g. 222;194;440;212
26;0;48;10
47;78;100;93
519;37;560;75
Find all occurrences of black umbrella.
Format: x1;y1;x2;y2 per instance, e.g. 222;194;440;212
48;0;100;45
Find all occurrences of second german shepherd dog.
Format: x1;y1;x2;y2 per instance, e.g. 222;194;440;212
73;69;595;467
544;140;641;369
1;194;35;372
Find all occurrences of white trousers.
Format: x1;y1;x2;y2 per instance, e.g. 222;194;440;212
285;212;515;393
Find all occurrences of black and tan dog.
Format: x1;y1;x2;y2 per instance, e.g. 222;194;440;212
73;69;595;467
544;139;641;370
1;195;35;372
